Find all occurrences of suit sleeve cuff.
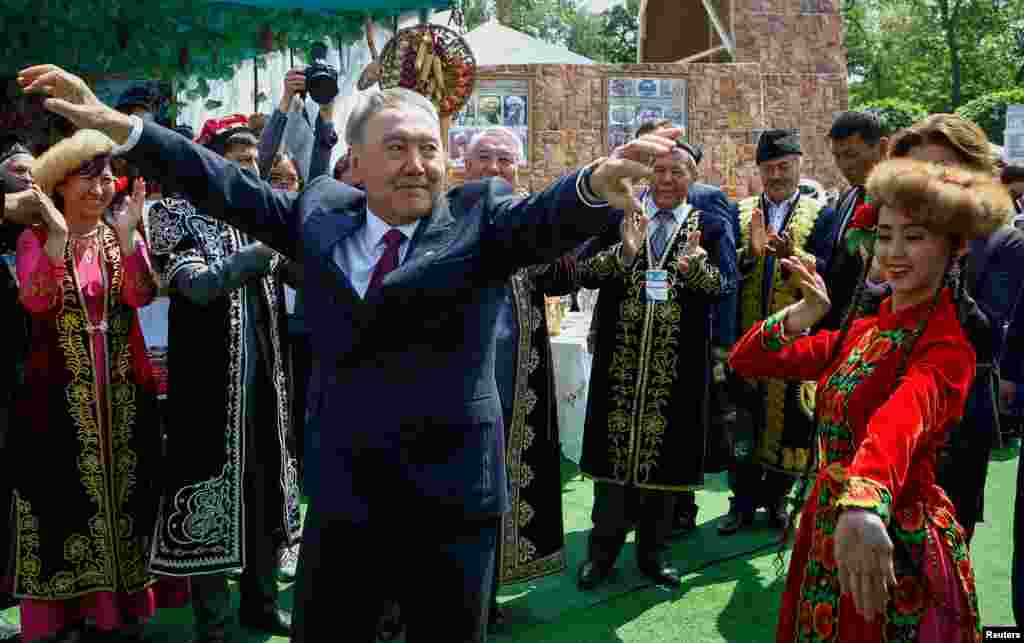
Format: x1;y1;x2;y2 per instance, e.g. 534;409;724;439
112;115;145;156
576;159;610;208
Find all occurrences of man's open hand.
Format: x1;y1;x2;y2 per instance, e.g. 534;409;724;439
591;128;683;215
18;65;134;143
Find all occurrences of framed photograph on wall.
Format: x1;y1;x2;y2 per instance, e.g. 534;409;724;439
607;77;688;154
450;77;531;167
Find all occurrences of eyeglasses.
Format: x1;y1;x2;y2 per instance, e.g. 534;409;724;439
270;173;300;189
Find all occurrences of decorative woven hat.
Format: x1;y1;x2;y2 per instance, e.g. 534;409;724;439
32;129;115;196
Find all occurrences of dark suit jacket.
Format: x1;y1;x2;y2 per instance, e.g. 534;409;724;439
818;186;864;331
126;123;616;524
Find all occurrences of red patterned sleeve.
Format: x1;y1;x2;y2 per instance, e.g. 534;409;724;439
837;336;974;523
728;308;844;382
16;227;65;315
120;237;157;309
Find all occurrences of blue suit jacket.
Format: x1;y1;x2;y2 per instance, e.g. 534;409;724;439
127;123;616;524
689;183;740;346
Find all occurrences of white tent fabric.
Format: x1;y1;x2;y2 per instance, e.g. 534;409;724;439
462;18;594;66
175;22;397;175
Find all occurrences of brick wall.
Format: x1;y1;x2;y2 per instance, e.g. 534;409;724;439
450;60;848;198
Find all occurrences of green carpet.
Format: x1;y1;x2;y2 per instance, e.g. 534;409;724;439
2;454;1018;642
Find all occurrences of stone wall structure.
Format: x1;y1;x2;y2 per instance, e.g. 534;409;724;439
450;0;849;198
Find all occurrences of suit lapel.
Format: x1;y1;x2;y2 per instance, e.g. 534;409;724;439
379;199;457;288
310;208;363;307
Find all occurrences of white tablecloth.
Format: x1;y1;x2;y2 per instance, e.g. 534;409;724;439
550;311;593;464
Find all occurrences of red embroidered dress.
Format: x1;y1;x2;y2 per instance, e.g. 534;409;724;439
12;226;187;639
730;289;981;643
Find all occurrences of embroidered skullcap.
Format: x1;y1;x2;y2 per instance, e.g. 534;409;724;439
674;137;702;166
32;129;115;196
756;129;802;165
0;136;31;166
197;114;253;154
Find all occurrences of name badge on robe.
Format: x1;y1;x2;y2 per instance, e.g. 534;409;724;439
645;269;669;302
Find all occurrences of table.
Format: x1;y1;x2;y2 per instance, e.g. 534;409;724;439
550;311;593;464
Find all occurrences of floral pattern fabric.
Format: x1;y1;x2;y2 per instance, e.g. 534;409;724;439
732;291;981;643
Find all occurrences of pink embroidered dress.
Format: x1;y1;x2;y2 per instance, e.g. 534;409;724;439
12;225;187;640
730;289;981;643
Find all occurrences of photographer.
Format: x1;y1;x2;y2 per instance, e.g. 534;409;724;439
257;67;338;184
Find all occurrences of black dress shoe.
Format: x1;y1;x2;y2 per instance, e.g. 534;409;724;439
487;605;506;634
718;509;755;535
671;512;698;537
577;560;611;590
239;607;291;636
376;601;403;641
638;558;682;588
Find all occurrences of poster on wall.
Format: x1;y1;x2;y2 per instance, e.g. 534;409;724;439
607;77;687;154
449;78;529;166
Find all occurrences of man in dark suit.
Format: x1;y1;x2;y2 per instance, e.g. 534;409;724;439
817;111;888;331
21;64;679;642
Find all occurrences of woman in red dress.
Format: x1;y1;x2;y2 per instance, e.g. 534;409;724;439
730;158;1014;642
10;130;186;641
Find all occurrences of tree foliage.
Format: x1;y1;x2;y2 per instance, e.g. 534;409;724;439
844;0;1023;112
0;0;428;89
956;88;1024;145
852;98;929;135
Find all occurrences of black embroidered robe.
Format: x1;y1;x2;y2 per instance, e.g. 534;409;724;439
575;210;737;490
146;197;300;575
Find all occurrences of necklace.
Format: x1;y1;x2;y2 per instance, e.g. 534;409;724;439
70;226;101;264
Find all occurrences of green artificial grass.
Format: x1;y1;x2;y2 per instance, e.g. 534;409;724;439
2;455;1018;642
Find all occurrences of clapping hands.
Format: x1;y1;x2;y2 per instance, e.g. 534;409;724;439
749;208;793;259
676;230;706;273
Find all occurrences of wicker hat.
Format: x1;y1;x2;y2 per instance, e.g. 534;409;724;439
32;129;115;196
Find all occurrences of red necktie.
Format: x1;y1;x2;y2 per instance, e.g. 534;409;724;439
367;228;405;293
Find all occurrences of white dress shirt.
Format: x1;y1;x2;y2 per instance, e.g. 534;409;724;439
764;190;800;233
643;194;693;243
335;207;420;298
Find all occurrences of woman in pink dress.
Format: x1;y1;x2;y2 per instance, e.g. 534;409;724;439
10;129;185;641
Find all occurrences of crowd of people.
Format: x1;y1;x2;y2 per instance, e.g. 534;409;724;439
0;60;1021;643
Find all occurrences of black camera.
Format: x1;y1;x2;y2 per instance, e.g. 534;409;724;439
303;43;339;105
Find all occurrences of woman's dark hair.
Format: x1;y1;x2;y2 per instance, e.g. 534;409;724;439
890;114;996;175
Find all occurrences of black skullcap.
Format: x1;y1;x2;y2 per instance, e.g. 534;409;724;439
0;135;31;166
674;137;703;166
116;85;154;112
756;129;802;165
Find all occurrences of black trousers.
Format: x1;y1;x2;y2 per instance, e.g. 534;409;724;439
292;507;498;643
588;481;677;569
728;461;794;515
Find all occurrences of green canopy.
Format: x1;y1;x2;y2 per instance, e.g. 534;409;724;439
0;0;449;83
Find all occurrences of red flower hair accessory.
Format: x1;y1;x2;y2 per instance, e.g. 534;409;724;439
845;196;879;254
114;175;130;193
196;114;251;147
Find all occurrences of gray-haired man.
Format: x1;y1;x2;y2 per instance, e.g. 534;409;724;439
22;63;678;641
